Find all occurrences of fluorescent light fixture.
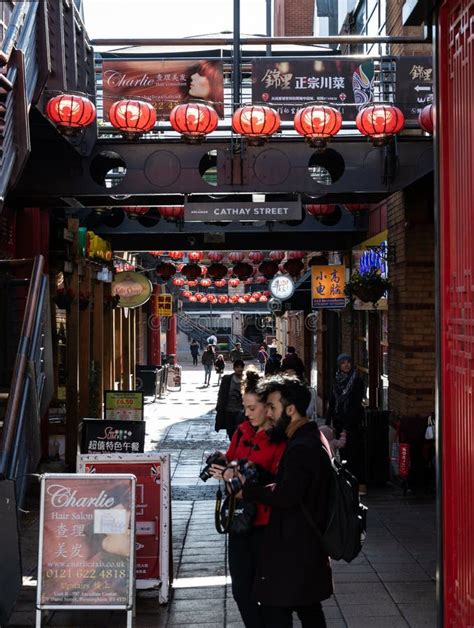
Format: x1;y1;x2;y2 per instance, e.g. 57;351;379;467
252;194;265;203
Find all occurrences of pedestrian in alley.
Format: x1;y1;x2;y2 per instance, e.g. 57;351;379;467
210;368;287;628
257;345;268;372
264;347;282;376
281;346;305;380
214;353;225;385
207;333;218;346
190;338;200;366
326;353;367;495
229;342;244;363
232;375;333;627
201;344;216;386
215;359;245;439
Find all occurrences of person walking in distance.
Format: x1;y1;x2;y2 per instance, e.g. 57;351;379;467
326;353;367;495
202;344;216;386
210;369;287;628
281;346;305;380
230;375;333;627
190;339;200;366
229;342;244;363
257;346;268;372
215;360;245;439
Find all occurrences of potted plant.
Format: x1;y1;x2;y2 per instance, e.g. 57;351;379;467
344;268;391;306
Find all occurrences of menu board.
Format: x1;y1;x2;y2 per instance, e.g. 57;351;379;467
80;419;145;455
37;474;136;610
104;391;144;421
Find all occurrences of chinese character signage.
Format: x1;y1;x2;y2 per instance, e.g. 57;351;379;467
311;265;346;309
80;419;146;455
77;454;171;603
37;473;135;609
270;275;295;300
102;59;224;119
104;391;144;421
184;201;302;222
252;58;374;121
112;271;152;309
396;56;433;120
156;294;173;316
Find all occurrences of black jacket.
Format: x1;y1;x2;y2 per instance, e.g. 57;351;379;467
326;374;365;433
243;422;333;606
215;374;242;430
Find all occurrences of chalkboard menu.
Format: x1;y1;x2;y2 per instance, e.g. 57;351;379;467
80;419;145;455
37;473;136;612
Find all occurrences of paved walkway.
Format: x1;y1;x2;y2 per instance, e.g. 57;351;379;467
9;365;437;627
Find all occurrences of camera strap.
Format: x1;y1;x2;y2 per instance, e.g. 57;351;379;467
215;486;235;534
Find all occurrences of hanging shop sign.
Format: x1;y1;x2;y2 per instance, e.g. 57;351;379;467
36;473;135;625
102;59;224;119
155;293;173;317
184;201;302;222
252;57;374;121
80;419;146;454
270;275;295;300
104;391;144;421
395;56;433;121
77;454;171;603
112;271;152;309
351;230;389;311
311;265;346;309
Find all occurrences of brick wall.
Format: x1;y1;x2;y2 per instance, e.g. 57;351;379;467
386;1;431;56
274;0;314;35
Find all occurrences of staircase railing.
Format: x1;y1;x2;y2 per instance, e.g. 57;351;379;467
0;256;53;505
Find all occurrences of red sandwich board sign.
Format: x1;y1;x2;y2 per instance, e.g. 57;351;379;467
36;473;136;627
77;453;171;603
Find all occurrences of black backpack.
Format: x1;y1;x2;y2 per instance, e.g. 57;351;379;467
302;451;367;563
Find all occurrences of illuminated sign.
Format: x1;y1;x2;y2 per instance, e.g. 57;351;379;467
311;265;346;309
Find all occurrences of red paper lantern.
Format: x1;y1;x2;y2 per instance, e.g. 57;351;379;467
149;251;163;257
288;251;306;259
109;99;156;139
304;204;336;216
182;290;192;298
207;251;225;262
200;278;212;288
155;262;176;280
238;297;246;304
208;295;218;304
269;251;285;262
258;260;279;279
170;102;218;142
157;206;184;220
229;295;239;303
248;251;264;264
228;278;240;287
245;278;254;285
356;104;405;145
232;105;281;144
172;277;185;287
181;263;202;280
168;251;184;260
418;104;434;134
233;262;253;280
195;293;204;302
46;94;96;134
259;295;268;303
199;265;208;276
188;251;204;262
294;105;342;148
284;258;304;277
201;297;208;304
123;207;150;216
218;295;229;304
252;292;261;300
254;275;266;284
189;295;197;302
187;280;198;287
207;263;228;280
228;251;245;263
214;279;227;288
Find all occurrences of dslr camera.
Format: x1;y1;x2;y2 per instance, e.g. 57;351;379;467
199;451;227;482
225;459;259;495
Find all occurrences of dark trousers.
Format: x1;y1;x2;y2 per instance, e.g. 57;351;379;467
341;429;366;484
226;411;243;440
228;527;265;628
261;602;326;628
192;355;198;366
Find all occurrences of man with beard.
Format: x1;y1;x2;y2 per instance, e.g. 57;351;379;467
234;375;334;627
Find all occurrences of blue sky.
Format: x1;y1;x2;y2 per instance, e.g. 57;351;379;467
82;0;268;40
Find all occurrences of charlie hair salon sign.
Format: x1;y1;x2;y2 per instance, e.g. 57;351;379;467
184;201;302;222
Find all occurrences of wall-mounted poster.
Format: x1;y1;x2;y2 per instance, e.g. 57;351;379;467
395;56;433;120
36;473;135;619
102;59;224;119
252;57;374;121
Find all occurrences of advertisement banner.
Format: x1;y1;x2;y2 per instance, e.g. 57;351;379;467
80;419;146;455
184;201;302;222
252;57;374;121
104;391;144;421
102;59;224;119
396;56;433;120
37;473;136;610
311;265;346;309
77;454;171;604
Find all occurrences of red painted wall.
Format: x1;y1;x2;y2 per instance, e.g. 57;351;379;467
439;1;474;624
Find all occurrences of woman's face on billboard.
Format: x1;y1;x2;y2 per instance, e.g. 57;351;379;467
189;72;211;99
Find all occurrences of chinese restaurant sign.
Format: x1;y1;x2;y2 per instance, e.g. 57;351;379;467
395;56;433;121
104;391;144;421
37;473;136;610
252;58;374;121
81;419;145;454
77;454;171;604
102;59;224;119
311;265;346;309
112;271;152;309
184;201;302;222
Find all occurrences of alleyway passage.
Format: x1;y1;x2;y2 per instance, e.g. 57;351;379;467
10;365;436;627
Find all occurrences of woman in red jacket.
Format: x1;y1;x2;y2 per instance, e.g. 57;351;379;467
211;368;287;628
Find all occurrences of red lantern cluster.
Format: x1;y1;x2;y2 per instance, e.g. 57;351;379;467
232;105;281;144
418;104;434;134
228;278;240;287
123;207;150;216
228;251;245;263
46;94;96;135
232;262;253;280
170;103;218;142
157;206;184;220
356;104;405;145
294;105;342;148
172;277;185;287
269;251;285;262
207;263;228;280
155;262;176;280
168;251;184;260
288;251;306;260
248;251;265;264
181;264;202;280
188;251;204;262
207;251;225;262
200;278;212;288
109;99;156;139
304;204;336;216
214;279;227;288
258;260;279;279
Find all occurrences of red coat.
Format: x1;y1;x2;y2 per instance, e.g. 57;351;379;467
226;420;286;526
